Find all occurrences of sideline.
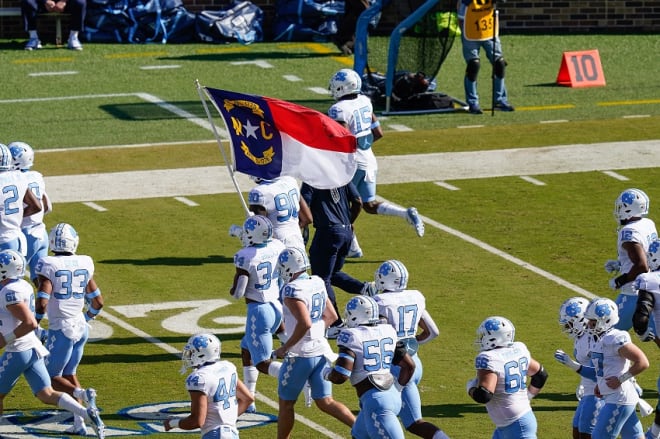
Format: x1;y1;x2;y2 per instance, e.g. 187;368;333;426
45;139;660;203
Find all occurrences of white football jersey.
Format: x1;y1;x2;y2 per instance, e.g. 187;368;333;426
20;169;48;229
474;341;533;428
234;239;285;303
590;328;638;404
574;333;596;395
328;94;378;172
185;360;241;435
281;273;333;357
248;176;305;248
0;171;30;243
337;323;398;386
375;289;426;340
0;278;45;353
35;254;94;329
617;218;658;278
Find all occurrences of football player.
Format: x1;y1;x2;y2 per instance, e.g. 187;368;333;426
467;316;547;439
372;259;449;439
35;223;105;436
554;297;600;439
9;141;52;287
230;175;312;250
632;240;660;439
328;68;425;259
605;188;658;331
230;215;286;413
324;295;415;439
585;298;649;439
164;333;254;437
0;143;41;255
0;249;105;439
273;247;355;438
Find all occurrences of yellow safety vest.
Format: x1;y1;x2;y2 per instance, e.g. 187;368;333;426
462;0;497;41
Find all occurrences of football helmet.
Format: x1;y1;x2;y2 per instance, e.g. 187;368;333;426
8;141;34;171
558;297;590;338
181;333;221;373
0;249;26;280
242;215;273;246
344;295;380;328
614;188;649;222
374;259;409;292
0;144;12;172
329;68;362;100
584;298;619;335
648;239;660;271
475;316;515;351
278;247;310;283
49;223;80;254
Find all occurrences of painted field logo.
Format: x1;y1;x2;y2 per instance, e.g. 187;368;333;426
0;402;275;438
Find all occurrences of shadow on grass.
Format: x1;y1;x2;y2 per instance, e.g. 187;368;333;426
99;99;331;121
99;254;233;266
424;395;578;419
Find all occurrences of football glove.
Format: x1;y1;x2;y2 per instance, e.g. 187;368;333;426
604;259;621;273
228;224;243;239
637;326;656;342
554;349;581;372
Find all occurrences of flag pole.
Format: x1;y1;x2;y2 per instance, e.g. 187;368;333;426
195;79;251;217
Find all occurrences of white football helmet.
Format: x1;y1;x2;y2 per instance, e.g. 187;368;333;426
584;298;619;335
0;144;12;172
558;297;590;338
278;247;310;283
374;259;409;292
648;239;660;271
475;316;515;351
0;249;26;280
49;223;80;254
181;333;221;373
614;188;649;222
242;215;273;246
8;141;34;171
344;295;380;328
329;68;362;100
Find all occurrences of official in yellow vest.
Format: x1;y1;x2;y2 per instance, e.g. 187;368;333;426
457;0;514;114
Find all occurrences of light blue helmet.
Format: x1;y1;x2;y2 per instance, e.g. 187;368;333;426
476;316;515;351
0;249;26;280
0;144;12;172
49;223;80;254
374;259;409;292
8;141;34;171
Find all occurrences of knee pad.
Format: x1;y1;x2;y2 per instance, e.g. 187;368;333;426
633;289;655;337
494;57;507;79
465;59;480;82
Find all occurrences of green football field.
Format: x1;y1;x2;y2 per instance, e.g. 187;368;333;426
0;33;659;438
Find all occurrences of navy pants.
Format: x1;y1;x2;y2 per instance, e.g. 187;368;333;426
309;225;364;324
22;0;86;32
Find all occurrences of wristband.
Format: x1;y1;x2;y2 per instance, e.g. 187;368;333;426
619;371;633;383
3;331;16;345
615;274;628;289
88;306;101;315
85;289;101;300
371;121;380;129
37;291;50;300
169;419;180;429
35;312;44;320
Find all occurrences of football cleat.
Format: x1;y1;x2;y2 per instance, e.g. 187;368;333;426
245;402;257;414
24;38;42;50
406;208;425;237
86;407;105;439
68;35;83;51
347;235;363;258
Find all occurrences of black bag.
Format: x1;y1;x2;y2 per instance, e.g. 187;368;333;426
195;1;264;44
